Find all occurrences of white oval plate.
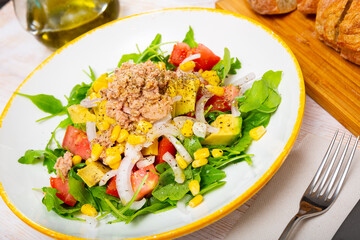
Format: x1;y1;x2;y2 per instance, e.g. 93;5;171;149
0;8;304;240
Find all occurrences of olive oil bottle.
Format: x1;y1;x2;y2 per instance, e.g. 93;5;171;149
26;0;119;49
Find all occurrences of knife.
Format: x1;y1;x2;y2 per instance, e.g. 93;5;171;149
332;199;360;240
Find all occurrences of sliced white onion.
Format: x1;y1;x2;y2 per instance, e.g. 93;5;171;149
116;143;146;210
136;156;155;169
206;125;219;134
147;123;180;141
195;93;213;123
99;170;117;186
80;97;101;108
173;116;196;129
153;113;172;128
231;100;241;117
225;72;256;86
192;122;207;138
172;95;182;102
180;53;201;65
164;135;193;164
163;152;185;184
86;121;96;144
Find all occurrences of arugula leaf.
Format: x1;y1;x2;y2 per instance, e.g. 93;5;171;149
83;66;96;82
182;26;198;48
66;82;92;106
42;187;63;211
262;70;282;90
212;48;241;80
228;58;241;75
18;150;46;164
199;181;226;195
239;80;269;113
183;136;202;158
16;93;65;115
205;110;229;124
68;163;86;182
125;202;172;223
199;165;226;187
117;53;140;67
258;89;281;113
68;177;94;204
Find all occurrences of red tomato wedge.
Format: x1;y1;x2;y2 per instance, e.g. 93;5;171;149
224;85;240;103
205;85;240;112
187;43;221;71
50;177;77;207
156;137;176;165
62;125;91;160
168;42;191;66
106;176;119;198
131;164;159;201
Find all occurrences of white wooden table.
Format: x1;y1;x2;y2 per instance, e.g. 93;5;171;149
0;2;347;239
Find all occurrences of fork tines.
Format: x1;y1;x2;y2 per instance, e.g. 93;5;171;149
307;130;359;200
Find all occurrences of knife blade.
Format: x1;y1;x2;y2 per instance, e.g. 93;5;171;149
332;199;360;240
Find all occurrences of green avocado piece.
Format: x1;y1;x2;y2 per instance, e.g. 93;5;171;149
202;114;242;146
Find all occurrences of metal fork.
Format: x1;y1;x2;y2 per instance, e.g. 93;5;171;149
279;130;359;240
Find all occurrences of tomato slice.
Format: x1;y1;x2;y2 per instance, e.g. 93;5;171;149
224;85;240;103
205;86;240;113
156;137;176;165
62;125;91;160
106;176;119;198
169;42;191;66
187;43;221;71
50;177;77;207
131;164;159;201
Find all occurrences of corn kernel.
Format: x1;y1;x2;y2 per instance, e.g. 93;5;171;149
89;92;101;100
180;61;196;72
206;85;224;96
85;159;93;165
90;143;104;161
110;125;121;142
158;62;166;70
127;135;146;145
118;143;126;154
136;120;153;134
109;161;121;170
194;148;210;160
142;139;158;156
104;116;117;125
181;120;194;137
201;71;221;86
189;180;200;196
192;158;208;168
249;126;267;141
211;149;223;158
81;204;98;217
72;155;82;165
176;154;188;169
97;121;110;131
93;74;109;93
105;146;122;167
117;129;129;143
189;195;203;208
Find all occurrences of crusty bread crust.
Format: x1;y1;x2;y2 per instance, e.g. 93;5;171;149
248;0;296;15
315;0;349;51
297;0;319;14
337;1;360;52
341;48;360;65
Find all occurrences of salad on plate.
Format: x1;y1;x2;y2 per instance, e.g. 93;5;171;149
17;27;282;224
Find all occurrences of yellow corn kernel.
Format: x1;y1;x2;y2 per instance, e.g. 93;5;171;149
249;126;267;141
117;129;129;143
90;143;104;161
105;146;122;167
118;143;126;154
110;125;121;142
136;120;153;134
85;159;93;165
192;158;208;168
189;195;203;208
109;161;121;170
206;85;224;96
194;148;210;160
81;204;98;217
189;180;200;196
180;61;196;72
211;149;223;158
181;120;194;137
72;155;82;165
97;121;110;132
89;92;101;100
142;139;159;156
158;62;166;70
127;135;146;145
93;74;109;93
201;70;221;86
176;154;188;169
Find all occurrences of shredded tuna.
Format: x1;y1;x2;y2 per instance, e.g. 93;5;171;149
92;125;114;159
101;61;175;131
54;151;73;178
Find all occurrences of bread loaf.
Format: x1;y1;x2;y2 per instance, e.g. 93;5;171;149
248;0;297;15
316;0;360;65
297;0;319;14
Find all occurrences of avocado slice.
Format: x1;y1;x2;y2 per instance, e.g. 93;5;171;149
202;114;242;146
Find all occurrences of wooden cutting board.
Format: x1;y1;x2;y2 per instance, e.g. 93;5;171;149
216;0;360;136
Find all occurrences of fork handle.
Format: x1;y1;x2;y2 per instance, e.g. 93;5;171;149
278;214;305;240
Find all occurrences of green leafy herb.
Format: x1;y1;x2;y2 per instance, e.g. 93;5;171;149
66;82;92;106
199;165;226;187
182;26;198;48
68;177;95;204
183;136;202;158
212;48;241;80
83;66;96;82
16;93;65;115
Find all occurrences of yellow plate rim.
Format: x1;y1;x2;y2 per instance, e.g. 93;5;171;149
0;7;305;240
